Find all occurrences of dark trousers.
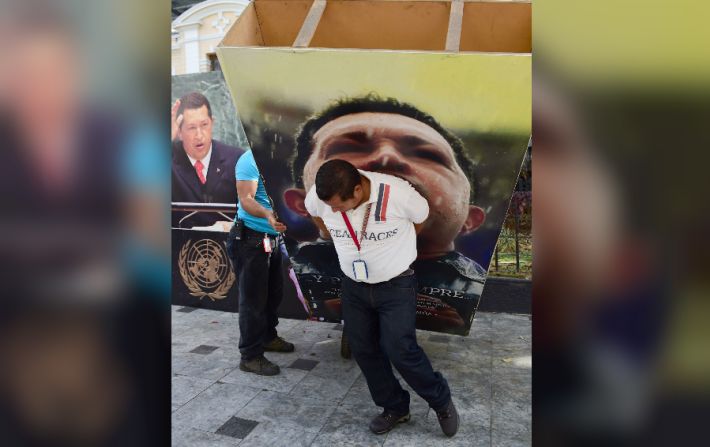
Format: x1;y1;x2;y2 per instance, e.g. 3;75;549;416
230;227;283;360
341;273;451;414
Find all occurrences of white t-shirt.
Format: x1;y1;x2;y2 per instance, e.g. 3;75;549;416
304;170;429;284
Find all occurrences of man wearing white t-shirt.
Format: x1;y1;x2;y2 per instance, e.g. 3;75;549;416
305;159;459;437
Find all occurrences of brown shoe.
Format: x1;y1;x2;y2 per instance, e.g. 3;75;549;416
369;410;411;435
263;336;295;353
239;355;280;376
434;398;459;437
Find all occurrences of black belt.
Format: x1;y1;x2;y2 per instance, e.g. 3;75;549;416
243;225;278;240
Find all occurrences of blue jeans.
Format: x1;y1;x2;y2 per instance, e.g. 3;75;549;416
230;227;283;360
341;273;451;414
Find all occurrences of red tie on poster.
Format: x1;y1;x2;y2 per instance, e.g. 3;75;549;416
194;160;206;184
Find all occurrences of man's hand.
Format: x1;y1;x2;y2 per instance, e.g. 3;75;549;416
267;213;287;233
171;99;183;142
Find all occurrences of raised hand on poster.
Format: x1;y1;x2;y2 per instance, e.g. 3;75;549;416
170;99;183;142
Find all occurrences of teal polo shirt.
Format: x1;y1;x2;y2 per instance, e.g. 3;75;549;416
235;150;278;235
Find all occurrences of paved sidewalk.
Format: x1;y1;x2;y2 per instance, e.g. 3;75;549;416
172;307;531;446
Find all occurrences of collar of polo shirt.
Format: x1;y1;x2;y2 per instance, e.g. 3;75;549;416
358;170;379;206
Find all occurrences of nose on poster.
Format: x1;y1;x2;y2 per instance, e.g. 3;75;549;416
217;0;531;336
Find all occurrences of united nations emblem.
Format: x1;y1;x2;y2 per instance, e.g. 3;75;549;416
178;239;235;301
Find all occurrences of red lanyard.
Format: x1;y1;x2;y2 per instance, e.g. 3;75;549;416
341;203;372;252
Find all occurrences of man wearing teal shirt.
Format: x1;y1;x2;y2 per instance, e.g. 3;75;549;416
232;150;294;376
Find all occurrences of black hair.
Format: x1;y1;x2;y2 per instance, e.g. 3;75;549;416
177;92;212;119
291;94;476;202
315;159;361;202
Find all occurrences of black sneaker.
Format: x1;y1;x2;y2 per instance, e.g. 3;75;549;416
239;355;280;376
434;398;459;437
264;336;295;353
369;410;411;435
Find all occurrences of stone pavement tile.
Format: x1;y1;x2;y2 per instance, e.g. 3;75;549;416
468;313;531;341
221;363;308;393
184;319;239;339
491;313;532;327
307;348;361;380
179;324;248;346
214;339;316;369
172;351;238;382
308;337;342;356
172;374;214;411
172;352;193;373
171;423;190;443
172;307;228;329
465;326;498;343
216;416;259;438
340;372;419;410
382;415;490;447
238;420;319;447
236;390;338;433
491;404;531;447
449;333;494;353
491;366;531;403
417;340;451;360
490;316;531;342
492;399;530;433
307;338;351;365
340;375;376;408
451;392;492;427
312;402;386;447
289;358;320;371
177;306;197;313
171;338;199;354
266;341;318;368
275;317;303;332
283;324;343;344
433;360;492;400
172;381;261;432
427;341;493;369
434;352;491;374
172;328;229;353
471;311;495;325
492;334;531;349
441;352;491;370
489;436;530;447
310;439;380;447
190;344;220;354
170;308;530;445
171;427;241;447
171;319;196;338
289;373;357;403
428;334;451;344
492;351;531;369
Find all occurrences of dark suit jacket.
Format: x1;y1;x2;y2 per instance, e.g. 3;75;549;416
172;139;244;227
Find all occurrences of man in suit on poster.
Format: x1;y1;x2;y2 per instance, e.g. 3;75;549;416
171;92;244;227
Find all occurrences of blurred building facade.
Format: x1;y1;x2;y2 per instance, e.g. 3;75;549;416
171;0;250;75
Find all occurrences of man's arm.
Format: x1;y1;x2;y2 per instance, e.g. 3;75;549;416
236;180;286;232
405;187;430;227
311;216;332;240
